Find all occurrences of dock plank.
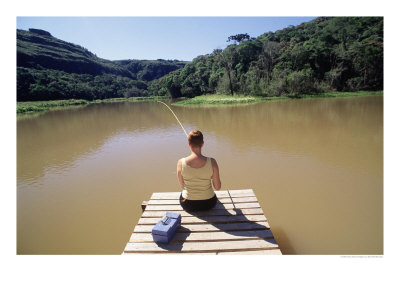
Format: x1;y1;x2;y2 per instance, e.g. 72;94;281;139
133;221;270;233
147;197;258;205
124;238;278;253
123;252;218;255
228;189;256;197
151;192;181;199
141;208;265;217
138;214;267;225
217;249;283;255
215;191;230;198
150;190;252;200
144;202;261;211
130;229;274;242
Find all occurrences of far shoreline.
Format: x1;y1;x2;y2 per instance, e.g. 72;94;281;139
172;91;383;106
16;91;383;114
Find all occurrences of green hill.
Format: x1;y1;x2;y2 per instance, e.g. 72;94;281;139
17;28;186;101
159;17;383;98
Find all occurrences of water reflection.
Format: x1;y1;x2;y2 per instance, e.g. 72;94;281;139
17;96;383;254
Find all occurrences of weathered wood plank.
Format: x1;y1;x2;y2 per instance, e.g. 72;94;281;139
228;189;255;197
124;238;278;253
147;197;258;205
150;190;254;200
130;229;274;243
138;214;267;225
123;252;218;255
133;221;270;233
214;190;230;197
151;192;181;199
144;202;261;211
141;208;265;217
217;249;282;255
148;199;183;205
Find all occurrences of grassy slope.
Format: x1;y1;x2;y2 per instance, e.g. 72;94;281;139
17;30;129;76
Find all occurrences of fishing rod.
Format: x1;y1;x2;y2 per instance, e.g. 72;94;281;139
227;189;236;210
157;101;188;137
158;101;230;212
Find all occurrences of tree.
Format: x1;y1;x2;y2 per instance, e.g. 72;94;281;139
227;33;252;44
215;47;238;96
260;41;281;83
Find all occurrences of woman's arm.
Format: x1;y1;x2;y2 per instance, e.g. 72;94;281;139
211;158;221;190
177;159;185;189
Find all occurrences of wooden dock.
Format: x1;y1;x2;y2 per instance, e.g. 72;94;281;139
123;189;282;254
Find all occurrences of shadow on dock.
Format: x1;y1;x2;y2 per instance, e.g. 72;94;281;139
153;203;277;251
168;198;278;246
191;207;277;240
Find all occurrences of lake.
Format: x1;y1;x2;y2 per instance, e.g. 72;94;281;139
17;95;383;254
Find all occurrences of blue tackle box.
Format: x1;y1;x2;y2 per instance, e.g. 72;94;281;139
151;212;181;244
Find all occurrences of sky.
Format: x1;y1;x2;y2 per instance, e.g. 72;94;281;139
17;17;316;61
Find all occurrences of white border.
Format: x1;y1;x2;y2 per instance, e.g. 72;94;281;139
2;1;398;299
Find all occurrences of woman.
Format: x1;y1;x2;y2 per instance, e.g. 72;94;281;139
177;130;221;211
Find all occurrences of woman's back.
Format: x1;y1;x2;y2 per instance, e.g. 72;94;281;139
181;156;214;200
177;130;221;210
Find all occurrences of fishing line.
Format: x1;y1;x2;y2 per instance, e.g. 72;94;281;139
158;101;227;210
157;101;188;137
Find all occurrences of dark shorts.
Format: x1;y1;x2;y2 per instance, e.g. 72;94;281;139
179;193;218;211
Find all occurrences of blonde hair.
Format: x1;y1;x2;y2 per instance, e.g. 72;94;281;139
188;130;204;147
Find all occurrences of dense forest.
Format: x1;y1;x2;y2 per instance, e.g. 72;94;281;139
159;17;383;98
17;17;383;101
17;29;186;101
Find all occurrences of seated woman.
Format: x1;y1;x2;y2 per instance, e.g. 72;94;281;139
177;130;221;211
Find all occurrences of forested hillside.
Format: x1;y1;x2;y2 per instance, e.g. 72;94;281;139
17;28;186;101
159;17;383;98
17;17;383;102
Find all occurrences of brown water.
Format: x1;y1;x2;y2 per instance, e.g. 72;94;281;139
17;96;383;254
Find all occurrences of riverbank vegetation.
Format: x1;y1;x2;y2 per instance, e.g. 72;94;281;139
16;96;172;113
17;99;90;113
172;94;276;105
172;91;383;106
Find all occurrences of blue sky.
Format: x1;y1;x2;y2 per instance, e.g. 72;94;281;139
17;17;316;61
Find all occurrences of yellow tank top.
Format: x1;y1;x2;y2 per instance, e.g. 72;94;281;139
181;157;215;200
